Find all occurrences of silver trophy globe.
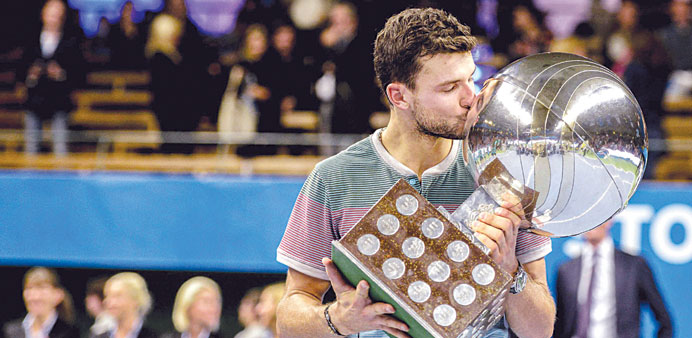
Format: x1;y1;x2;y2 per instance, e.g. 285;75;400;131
463;52;648;237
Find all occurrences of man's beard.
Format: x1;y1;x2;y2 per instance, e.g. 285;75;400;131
412;100;467;140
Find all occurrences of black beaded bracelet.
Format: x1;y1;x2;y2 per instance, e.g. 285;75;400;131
324;303;346;336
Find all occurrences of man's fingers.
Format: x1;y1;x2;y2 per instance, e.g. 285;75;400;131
490;207;522;229
473;219;506;246
382;325;412;338
365;302;396;316
355;279;371;301
323;257;353;295
500;198;525;219
472;231;499;256
377;315;408;331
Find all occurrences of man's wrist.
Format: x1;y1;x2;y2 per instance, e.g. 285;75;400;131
509;262;527;294
324;303;346;336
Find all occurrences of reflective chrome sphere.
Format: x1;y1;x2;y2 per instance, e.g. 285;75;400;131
464;52;647;237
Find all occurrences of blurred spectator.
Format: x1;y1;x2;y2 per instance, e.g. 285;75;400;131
82;16;112;67
314;1;375;134
2;267;79;338
505;4;552;62
19;0;85;157
233;288;267;338
659;0;692;71
550;22;605;63
233;24;279;156
85;276;116;337
93;272;157;338
605;1;642;76
165;0;224;129
659;0;692;100
145;13;197;153
590;0;623;40
264;23;314;119
554;220;673;337
108;1;146;70
534;0;593;39
255;282;286;338
623;31;672;179
161;276;223;338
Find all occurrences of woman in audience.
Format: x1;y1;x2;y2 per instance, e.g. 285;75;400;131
506;4;552;62
162;276;223;338
93;272;157;338
20;0;84;157
145;13;198;153
2;267;79;338
255;282;285;338
233;288;267;338
605;0;642;76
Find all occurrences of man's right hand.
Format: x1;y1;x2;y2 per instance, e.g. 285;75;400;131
322;257;411;338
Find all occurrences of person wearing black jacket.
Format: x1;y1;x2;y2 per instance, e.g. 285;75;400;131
554;220;673;338
19;0;84;156
2;267;80;338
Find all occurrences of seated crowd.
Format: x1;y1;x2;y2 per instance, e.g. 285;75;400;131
2;267;284;338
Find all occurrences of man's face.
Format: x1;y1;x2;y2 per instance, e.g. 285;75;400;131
409;52;476;139
584;219;612;246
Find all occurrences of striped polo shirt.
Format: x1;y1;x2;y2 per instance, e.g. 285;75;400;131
277;128;552;280
277;129;551;338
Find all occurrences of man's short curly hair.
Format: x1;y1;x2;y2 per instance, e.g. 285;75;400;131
373;8;477;94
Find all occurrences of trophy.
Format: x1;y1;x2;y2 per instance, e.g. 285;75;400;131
332;52;648;338
463;52;647;237
332;179;511;338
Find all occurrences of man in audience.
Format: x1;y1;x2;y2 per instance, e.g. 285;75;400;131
554;220;673;338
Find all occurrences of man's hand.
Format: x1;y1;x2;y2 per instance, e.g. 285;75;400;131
471;199;524;273
322;257;410;338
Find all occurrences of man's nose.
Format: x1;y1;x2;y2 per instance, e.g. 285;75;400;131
460;82;476;107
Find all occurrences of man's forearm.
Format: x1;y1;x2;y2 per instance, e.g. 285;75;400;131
505;275;556;338
276;291;338;338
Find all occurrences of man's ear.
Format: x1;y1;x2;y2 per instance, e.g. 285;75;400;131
386;82;411;111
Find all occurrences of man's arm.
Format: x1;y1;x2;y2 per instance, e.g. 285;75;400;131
472;201;556;338
276;260;410;338
504;258;556;338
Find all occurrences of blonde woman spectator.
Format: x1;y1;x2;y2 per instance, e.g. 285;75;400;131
162;276;223;338
2;267;79;338
93;272;157;338
145;13;198;153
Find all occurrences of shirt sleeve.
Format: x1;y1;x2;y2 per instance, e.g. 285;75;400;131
276;169;334;280
516;230;552;264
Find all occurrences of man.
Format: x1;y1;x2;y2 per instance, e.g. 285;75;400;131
554;220;673;338
276;7;556;338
